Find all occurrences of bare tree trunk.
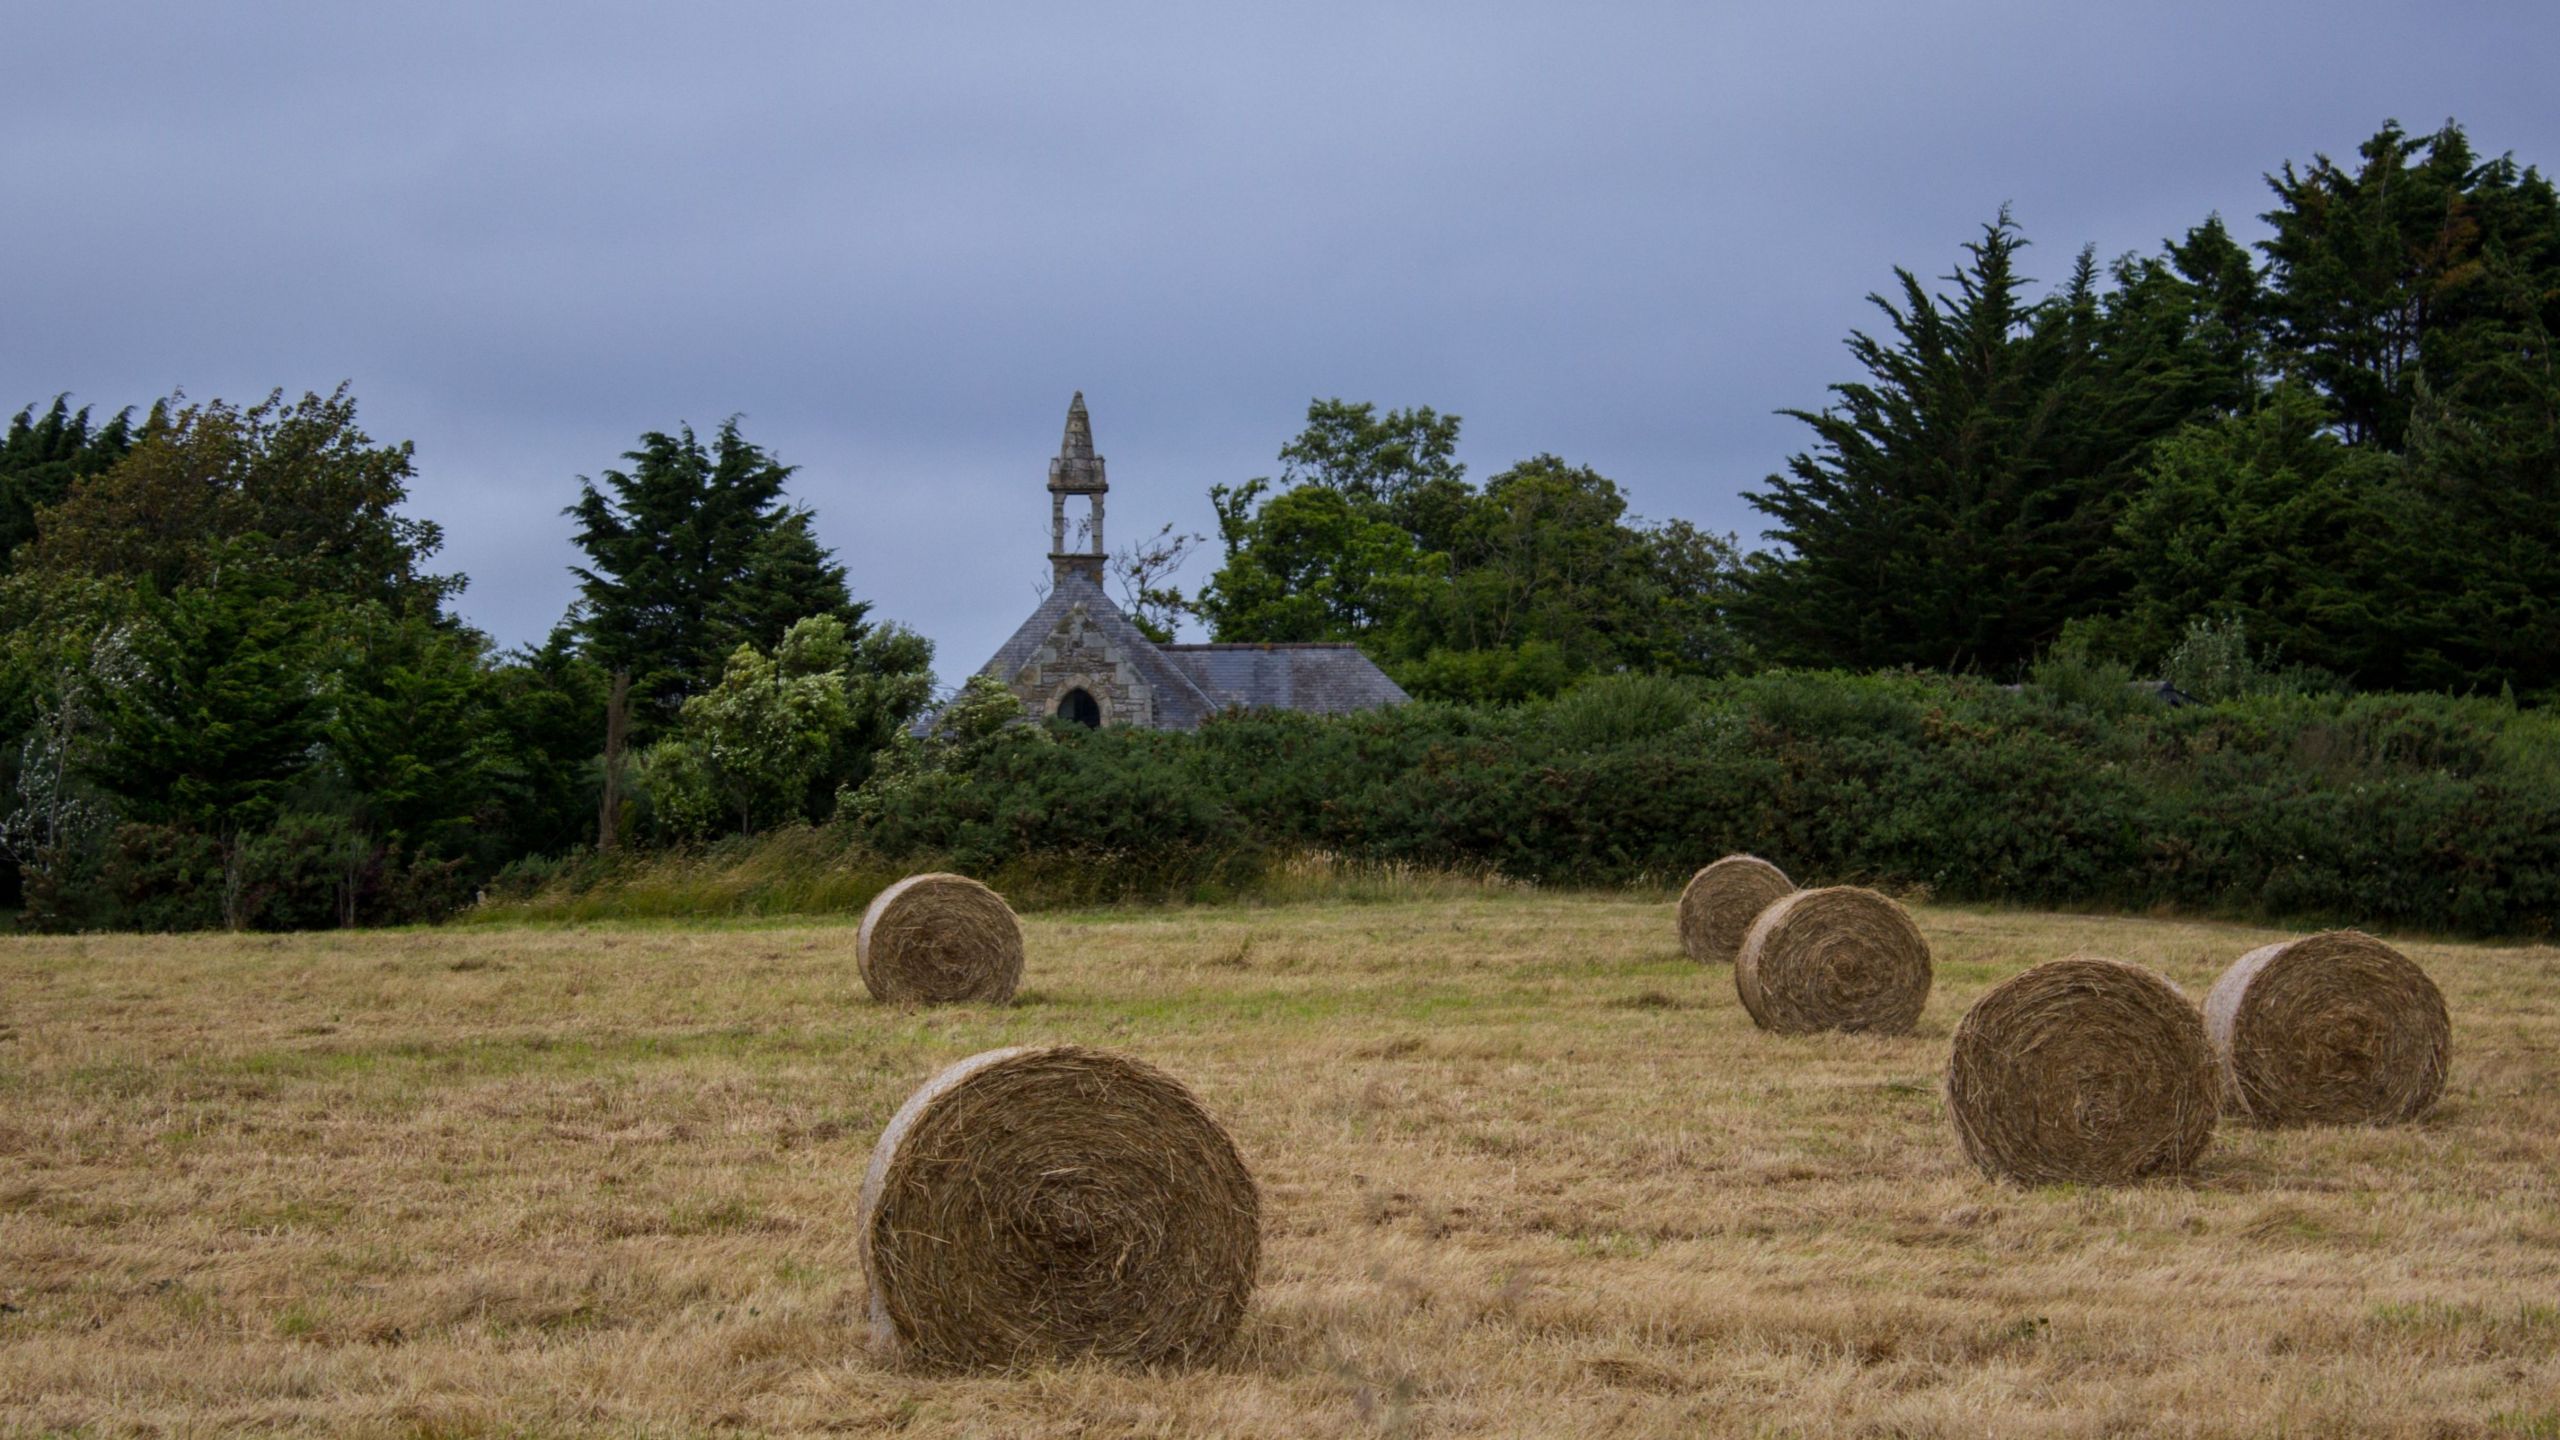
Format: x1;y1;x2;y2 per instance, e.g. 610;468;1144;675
598;669;631;852
220;830;250;932
337;840;364;928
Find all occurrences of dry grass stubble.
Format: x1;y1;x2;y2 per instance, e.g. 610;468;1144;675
3;900;2557;1436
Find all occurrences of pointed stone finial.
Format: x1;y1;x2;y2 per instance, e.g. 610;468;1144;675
1060;392;1093;461
1047;391;1106;493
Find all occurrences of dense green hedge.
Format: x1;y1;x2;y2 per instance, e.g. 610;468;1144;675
851;671;2560;937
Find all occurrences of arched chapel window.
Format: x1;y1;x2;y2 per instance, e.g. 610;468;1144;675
1058;687;1102;728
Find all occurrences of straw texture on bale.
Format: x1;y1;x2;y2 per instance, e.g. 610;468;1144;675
855;873;1024;1004
1947;956;2219;1185
1733;885;1931;1034
857;1045;1261;1371
2204;930;2450;1128
1677;854;1795;965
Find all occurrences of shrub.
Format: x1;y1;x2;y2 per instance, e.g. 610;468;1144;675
1543;673;1699;750
818;671;2557;936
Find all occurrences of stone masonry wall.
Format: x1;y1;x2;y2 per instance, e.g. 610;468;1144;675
1006;602;1154;726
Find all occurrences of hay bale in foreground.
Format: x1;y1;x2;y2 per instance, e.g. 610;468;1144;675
1677;854;1795;965
858;1045;1261;1370
1733;886;1931;1034
2203;931;2449;1127
856;873;1024;1004
1947;956;2218;1185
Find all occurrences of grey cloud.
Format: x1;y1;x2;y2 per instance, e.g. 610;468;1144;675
6;2;2551;683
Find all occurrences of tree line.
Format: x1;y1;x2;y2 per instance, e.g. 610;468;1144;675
0;395;933;929
1199;119;2560;701
3;115;2551;930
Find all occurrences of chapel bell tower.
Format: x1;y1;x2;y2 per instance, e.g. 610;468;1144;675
1047;392;1107;585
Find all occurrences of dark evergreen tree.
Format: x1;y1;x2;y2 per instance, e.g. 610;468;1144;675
2108;385;2419;686
317;605;508;864
481;625;612;860
2098;216;2268;431
78;567;324;928
713;507;858;662
1747;216;2081;670
0;397;137;572
2101;119;2560;697
2259;120;2560;451
563;418;866;849
1743;213;2263;673
2400;273;2560;698
2387;138;2560;698
565;419;864;722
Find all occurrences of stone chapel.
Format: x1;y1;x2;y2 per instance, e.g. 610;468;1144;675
954;394;1408;730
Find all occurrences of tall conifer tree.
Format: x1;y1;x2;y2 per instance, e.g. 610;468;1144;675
1743;212;2266;672
565;419;864;719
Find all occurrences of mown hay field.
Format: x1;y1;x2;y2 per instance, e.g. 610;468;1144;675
4;897;2558;1438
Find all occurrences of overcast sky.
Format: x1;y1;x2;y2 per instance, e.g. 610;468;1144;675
7;3;2554;685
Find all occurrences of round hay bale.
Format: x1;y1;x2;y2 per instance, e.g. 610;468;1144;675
857;1045;1260;1370
1733;885;1931;1034
1677;854;1795;965
2203;930;2449;1127
1946;956;2218;1185
856;873;1024;1004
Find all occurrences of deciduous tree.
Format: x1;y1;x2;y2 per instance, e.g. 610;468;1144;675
642;615;858;838
23;387;454;616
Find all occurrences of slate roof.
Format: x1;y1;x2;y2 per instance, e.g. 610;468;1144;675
1160;642;1411;717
